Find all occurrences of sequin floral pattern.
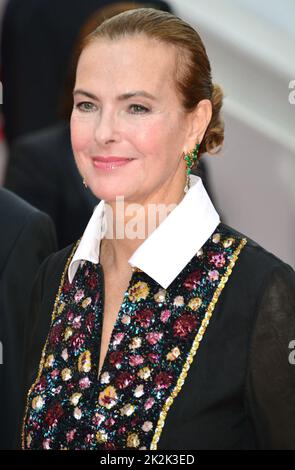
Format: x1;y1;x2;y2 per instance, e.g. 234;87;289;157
22;224;247;450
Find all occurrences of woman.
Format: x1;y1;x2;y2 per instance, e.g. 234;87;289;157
21;8;295;450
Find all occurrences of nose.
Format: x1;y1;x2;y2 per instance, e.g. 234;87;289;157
94;107;119;145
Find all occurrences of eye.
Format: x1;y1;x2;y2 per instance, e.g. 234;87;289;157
74;102;96;112
129;104;149;114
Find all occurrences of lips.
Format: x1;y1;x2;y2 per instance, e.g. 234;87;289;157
92;156;133;162
91;156;134;171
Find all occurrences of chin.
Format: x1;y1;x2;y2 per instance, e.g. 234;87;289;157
89;182;134;203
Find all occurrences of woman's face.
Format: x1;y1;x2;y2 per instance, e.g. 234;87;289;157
71;35;199;203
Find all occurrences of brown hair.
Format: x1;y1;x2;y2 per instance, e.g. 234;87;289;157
79;7;224;157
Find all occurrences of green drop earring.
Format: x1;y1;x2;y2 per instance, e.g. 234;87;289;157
183;142;200;193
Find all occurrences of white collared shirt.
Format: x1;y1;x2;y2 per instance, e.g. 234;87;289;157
68;175;220;289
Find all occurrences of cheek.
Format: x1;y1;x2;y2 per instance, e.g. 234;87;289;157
70;115;93;153
138;119;182;169
134;118;171;157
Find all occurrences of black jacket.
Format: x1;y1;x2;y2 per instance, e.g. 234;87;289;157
21;223;295;450
0;188;57;449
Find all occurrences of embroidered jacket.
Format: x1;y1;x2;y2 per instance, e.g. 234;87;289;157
21;223;295;450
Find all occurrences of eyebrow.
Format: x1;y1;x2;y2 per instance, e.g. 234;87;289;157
73;89;157;101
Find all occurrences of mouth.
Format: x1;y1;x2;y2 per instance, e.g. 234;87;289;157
91;156;135;171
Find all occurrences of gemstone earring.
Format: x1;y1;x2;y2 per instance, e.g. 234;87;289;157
83;179;88;188
183;143;200;193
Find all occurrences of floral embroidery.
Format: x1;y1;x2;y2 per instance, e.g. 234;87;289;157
22;224;247;450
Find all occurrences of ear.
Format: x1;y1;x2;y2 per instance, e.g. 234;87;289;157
184;99;212;151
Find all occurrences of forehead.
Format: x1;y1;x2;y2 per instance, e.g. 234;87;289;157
76;35;178;97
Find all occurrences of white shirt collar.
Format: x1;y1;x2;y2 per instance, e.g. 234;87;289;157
68;175;220;289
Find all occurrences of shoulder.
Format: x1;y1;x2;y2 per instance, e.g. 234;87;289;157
8;122;69;174
0;187;55;230
11;121;69;152
219;222;294;274
217;222;295;306
26;241;78;342
0;188;57;263
37;241;77;291
0;187;39;219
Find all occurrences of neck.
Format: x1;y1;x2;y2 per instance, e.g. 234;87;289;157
100;171;187;272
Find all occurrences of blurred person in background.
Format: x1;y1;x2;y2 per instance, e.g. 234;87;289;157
0;188;57;449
